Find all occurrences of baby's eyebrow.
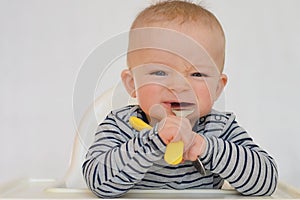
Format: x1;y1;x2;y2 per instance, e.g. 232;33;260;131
189;64;212;71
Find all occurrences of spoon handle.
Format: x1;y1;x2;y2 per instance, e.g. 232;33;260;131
193;157;206;175
171;108;206;175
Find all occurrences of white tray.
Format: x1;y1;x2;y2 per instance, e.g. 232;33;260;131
1;178;300;199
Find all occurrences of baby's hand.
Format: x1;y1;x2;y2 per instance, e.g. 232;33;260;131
183;133;206;162
158;116;206;162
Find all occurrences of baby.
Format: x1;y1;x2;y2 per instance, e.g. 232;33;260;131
82;1;278;198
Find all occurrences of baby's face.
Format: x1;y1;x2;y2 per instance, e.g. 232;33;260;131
125;22;226;123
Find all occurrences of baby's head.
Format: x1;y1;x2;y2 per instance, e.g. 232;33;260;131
122;0;227;124
129;0;225;71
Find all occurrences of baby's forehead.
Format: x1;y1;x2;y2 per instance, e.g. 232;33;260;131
128;24;225;71
130;48;214;67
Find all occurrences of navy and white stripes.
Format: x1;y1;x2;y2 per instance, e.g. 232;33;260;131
82;105;278;198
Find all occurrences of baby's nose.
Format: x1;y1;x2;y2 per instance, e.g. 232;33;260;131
168;73;191;92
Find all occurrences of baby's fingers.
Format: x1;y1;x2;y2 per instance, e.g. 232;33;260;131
183;134;206;161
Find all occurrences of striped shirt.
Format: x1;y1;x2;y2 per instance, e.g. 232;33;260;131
82;105;278;198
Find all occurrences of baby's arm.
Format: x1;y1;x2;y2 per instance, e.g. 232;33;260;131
200;114;278;196
82;112;166;198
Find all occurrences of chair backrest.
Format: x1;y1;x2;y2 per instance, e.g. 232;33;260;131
64;85;136;188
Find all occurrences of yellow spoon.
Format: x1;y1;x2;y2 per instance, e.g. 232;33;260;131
129;116;181;165
129;116;152;131
129;109;192;165
163;109;194;165
129;110;206;174
171;109;206;175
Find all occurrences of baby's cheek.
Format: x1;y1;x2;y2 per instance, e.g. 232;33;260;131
136;90;155;112
195;91;214;116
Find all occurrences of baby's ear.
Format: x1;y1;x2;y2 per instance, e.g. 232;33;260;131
214;74;227;101
121;69;137;98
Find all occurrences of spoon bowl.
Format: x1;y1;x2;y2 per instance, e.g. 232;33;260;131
172;108;194;117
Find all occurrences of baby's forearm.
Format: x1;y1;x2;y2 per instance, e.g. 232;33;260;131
201;135;278;196
82;124;165;198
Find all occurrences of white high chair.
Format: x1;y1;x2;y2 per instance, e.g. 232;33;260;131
1;86;299;198
63;84;137;189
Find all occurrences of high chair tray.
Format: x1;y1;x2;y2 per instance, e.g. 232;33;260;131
1;178;300;199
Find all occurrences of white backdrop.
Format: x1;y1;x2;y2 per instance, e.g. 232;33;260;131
1;0;299;190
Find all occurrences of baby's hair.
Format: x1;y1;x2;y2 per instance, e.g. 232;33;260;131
131;0;224;37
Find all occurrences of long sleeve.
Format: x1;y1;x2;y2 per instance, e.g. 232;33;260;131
83;106;278;197
199;111;278;196
82;107;166;198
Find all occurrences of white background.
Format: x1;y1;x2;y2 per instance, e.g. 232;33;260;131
1;0;299;190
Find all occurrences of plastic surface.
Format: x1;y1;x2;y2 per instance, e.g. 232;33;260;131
1;179;300;199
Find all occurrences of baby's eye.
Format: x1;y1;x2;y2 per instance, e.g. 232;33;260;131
191;72;208;77
150;71;167;76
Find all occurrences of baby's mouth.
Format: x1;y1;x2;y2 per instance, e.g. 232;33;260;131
170;102;195;110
